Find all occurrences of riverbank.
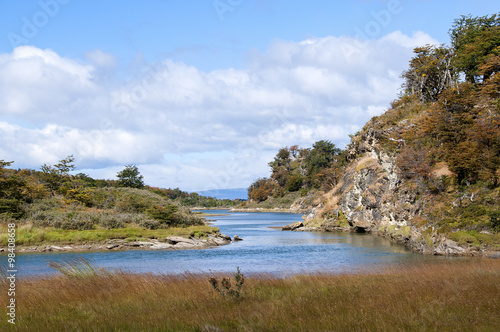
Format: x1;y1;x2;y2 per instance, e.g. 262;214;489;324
228;207;304;213
0;224;232;253
281;220;500;258
2;259;499;331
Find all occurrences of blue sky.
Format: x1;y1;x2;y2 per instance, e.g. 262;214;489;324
0;0;499;192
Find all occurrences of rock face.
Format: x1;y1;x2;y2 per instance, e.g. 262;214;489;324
294;127;487;256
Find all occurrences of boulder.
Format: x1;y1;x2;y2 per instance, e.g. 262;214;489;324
174;241;201;248
233;235;243;241
150;243;174;250
218;234;232;241
208;234;231;246
282;221;304;231
166;237;196;245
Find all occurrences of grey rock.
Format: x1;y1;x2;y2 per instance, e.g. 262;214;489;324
282;221;304;231
150;243;174;250
166;236;196;245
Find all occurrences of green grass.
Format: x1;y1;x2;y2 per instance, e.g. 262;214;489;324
1;260;499;331
0;223;219;246
448;230;500;249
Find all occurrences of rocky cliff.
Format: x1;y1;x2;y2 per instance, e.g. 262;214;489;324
289;122;499;257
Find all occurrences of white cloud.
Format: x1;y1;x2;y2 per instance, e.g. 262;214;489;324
84;49;117;68
0;31;436;191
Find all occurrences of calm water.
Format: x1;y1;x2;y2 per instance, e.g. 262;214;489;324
13;210;450;277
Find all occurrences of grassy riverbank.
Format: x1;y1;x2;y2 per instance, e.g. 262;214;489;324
2;260;499;331
0;223;219;248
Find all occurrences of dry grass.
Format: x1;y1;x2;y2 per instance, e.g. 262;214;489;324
1;260;499;331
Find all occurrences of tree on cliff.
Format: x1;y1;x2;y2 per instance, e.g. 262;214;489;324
402;45;456;103
450;13;500;83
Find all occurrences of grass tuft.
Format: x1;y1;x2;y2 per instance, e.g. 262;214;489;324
48;257;108;278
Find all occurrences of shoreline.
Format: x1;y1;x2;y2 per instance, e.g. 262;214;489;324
281;221;500;258
228;208;304;213
1;233;233;254
192;207;305;214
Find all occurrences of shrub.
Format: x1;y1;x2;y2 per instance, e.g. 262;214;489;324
98;214;125;229
138;218;161;230
146;205;178;223
54;212;97;231
491;211;500;231
209;267;245;300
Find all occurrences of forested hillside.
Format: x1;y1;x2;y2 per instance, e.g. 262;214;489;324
251;13;500;255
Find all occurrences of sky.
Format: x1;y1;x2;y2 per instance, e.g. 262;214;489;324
0;0;498;193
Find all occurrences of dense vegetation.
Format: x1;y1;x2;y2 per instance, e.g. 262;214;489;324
0;157;234;247
375;13;500;239
248;13;500;245
248;140;346;202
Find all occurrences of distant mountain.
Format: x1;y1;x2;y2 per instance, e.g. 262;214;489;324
196;188;248;200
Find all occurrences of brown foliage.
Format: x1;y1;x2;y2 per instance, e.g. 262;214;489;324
396;146;432;180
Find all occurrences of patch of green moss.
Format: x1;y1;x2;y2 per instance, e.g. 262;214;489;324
448;231;500;248
395;226;411;238
338;210;350;228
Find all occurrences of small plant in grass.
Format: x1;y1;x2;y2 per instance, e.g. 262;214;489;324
209;267;245;300
48;257;108;278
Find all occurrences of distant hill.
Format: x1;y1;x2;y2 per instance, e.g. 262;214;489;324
196;188;248;200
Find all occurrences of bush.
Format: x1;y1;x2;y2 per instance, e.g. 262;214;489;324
209;267;245;300
53;212;97;230
138;218;161;230
98;214;125;229
491;211;500;231
170;212;204;227
146;205;178;223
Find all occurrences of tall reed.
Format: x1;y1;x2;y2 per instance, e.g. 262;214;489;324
48;257;107;278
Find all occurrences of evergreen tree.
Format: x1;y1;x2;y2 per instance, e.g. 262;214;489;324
117;164;145;188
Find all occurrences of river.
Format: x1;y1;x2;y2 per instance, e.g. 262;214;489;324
14;210;453;277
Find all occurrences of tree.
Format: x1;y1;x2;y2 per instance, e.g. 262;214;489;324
39;155;76;193
450;13;500;83
248;178;276;202
402;45;456;103
54;155;75;175
285;174;303;192
117;164;145;188
0;160;25;219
